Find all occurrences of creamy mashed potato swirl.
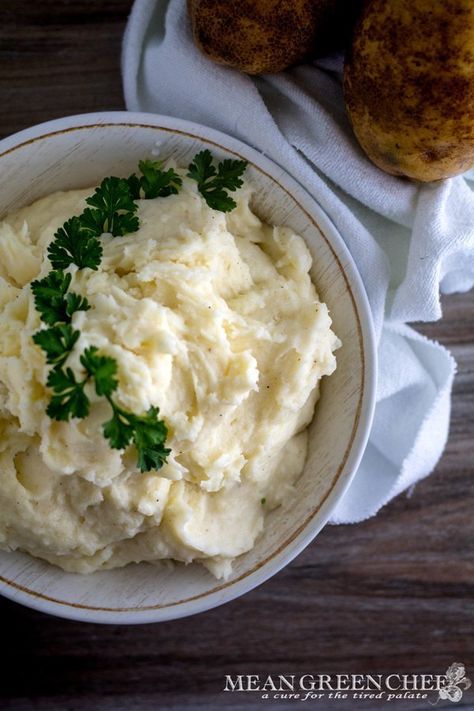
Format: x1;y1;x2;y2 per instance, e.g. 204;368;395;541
0;171;339;578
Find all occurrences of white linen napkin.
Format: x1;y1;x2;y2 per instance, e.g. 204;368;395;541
122;0;474;523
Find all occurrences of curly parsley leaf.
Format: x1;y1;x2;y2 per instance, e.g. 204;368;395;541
80;346;119;397
85;177;139;237
66;292;90;319
103;408;135;451
128;160;182;200
33;324;80;368
46;366;90;421
31;271;72;325
81;204;139;238
217;158;249;190
187;150;247;212
103;404;170;472
78;207;107;238
133;406;171;472
48;217;103;271
112;210;140;236
187;149;215;184
31;270;89;329
126;173;141;201
86;176;137;214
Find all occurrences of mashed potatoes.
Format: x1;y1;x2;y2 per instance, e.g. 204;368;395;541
0;172;339;578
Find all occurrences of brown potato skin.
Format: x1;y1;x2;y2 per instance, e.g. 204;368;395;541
188;0;362;75
344;0;474;182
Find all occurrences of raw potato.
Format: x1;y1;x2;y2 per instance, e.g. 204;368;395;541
188;0;362;75
344;0;474;181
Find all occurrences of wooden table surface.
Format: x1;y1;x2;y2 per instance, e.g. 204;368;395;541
0;2;473;710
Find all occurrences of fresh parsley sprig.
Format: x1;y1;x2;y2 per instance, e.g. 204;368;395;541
103;405;170;473
44;347;114;424
31;270;89;371
48;151;246;274
80;346;119;397
128;160;182;200
46;366;90;421
32;151;248;472
85;177;139;237
80;347;170;470
187;149;248;212
47;177;138;272
48;217;103;271
33;325;80;369
31;271;90;326
45;346;170;472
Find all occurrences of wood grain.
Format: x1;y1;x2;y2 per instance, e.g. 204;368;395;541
0;2;473;709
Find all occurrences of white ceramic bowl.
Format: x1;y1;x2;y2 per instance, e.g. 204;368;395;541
0;112;376;623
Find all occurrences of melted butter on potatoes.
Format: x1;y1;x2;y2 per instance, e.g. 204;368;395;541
0;173;339;578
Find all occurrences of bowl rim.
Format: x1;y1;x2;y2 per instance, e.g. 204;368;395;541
0;111;377;624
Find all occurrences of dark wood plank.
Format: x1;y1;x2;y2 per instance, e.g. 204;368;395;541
0;0;129;139
0;2;473;710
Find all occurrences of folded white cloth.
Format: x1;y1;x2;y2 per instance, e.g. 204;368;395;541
122;0;474;523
